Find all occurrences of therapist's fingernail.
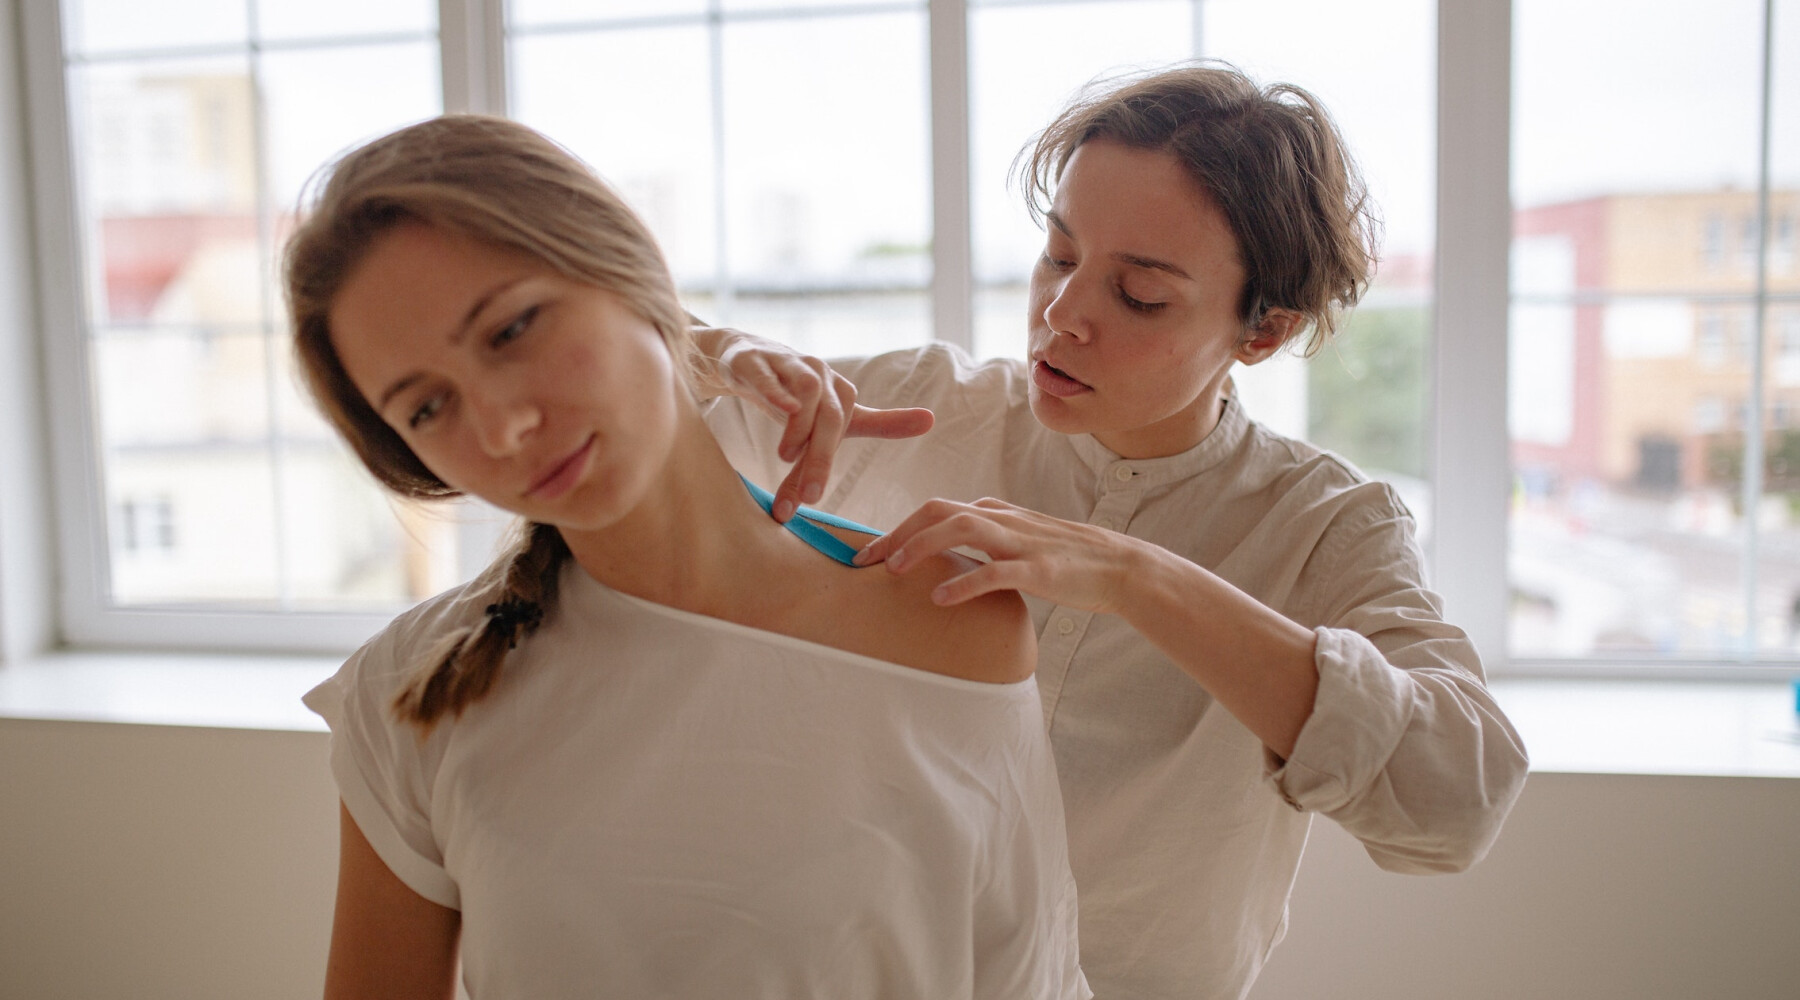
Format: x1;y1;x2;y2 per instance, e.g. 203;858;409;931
774;499;795;522
803;483;822;504
852;546;873;566
886;549;906;570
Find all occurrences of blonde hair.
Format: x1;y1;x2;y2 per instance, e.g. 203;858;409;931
1020;63;1380;355
284;114;692;728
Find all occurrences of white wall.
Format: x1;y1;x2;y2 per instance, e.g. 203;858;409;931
0;720;337;1000
1252;772;1800;1000
2;716;1796;1000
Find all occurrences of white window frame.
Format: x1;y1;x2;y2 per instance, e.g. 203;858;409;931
4;0;1792;677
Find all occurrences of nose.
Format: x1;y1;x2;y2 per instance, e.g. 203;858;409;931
1039;267;1095;344
466;381;540;458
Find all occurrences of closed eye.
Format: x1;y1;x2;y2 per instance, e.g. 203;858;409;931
1039;252;1074;271
1119;288;1167;314
408;393;447;429
490;305;539;349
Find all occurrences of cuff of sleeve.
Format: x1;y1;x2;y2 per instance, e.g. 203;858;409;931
329;737;463;911
1265;627;1415;813
308;669;462;911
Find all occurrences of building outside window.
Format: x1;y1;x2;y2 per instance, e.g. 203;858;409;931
1509;0;1798;662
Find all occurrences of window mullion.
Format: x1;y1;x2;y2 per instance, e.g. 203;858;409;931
441;0;508;115
1739;0;1776;658
928;0;971;350
1432;0;1512;669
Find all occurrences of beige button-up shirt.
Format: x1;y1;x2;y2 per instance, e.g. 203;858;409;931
706;344;1529;1000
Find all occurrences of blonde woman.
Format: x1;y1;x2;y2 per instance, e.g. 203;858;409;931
288;115;1087;1000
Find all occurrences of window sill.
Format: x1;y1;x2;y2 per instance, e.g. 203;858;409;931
2;652;1798;778
0;650;333;732
1489;677;1800;778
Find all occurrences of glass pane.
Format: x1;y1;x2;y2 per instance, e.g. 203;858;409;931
719;13;930;297
510;25;715;282
1510;0;1775;659
723;0;911;10
254;0;435;43
1305;302;1430;489
1515;0;1765;208
65;0;248;55
510;0;707;28
260;42;441;213
71;56;261;324
94;327;282;604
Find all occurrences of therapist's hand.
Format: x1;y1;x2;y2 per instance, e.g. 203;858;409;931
693;325;933;522
854;497;1146;614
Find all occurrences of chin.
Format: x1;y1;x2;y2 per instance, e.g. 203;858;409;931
1025;389;1093;437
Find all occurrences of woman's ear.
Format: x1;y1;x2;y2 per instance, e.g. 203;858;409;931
1234;308;1305;365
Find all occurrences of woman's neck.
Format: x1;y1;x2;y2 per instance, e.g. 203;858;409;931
555;407;814;617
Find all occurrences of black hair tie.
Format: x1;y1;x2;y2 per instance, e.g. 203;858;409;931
485;599;544;648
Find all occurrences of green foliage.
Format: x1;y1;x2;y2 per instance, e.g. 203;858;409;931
1707;428;1800;492
1306;305;1428;479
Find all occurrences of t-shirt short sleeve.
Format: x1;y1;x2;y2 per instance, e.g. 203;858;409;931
304;627;461;910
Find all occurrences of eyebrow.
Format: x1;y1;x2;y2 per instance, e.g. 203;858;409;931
374;277;528;412
1046;211;1194;281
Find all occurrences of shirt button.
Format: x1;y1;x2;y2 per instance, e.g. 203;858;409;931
1056;618;1076;636
1113;466;1132;482
1095;518;1116;531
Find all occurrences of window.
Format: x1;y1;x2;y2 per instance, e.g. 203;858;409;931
1509;0;1799;664
19;0;1435;654
15;1;1789;675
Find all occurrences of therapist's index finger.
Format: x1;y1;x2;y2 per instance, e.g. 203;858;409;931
851;497;958;568
844;404;934;440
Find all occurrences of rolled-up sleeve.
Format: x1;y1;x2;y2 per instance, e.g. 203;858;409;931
1268;490;1530;874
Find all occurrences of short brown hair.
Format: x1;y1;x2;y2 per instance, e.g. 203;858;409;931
1020;63;1380;355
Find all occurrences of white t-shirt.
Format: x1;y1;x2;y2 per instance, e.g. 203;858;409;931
706;343;1530;1000
306;559;1089;1000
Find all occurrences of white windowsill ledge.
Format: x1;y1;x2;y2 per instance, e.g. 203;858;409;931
1489;677;1800;779
0;651;333;733
1;652;1798;778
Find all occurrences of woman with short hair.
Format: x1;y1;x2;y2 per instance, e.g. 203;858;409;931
701;63;1530;999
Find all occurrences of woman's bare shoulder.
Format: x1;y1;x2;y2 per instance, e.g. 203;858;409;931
895;549;1037;685
819;524;1036;685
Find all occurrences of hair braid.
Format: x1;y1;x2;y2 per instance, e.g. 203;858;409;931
392;522;570;728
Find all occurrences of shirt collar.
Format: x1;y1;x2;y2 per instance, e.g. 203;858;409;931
1067;393;1251;489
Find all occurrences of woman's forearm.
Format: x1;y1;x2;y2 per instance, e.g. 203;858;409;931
1113;539;1320;759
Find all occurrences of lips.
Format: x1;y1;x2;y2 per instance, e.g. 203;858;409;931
525;435;596;501
1031;359;1093;399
